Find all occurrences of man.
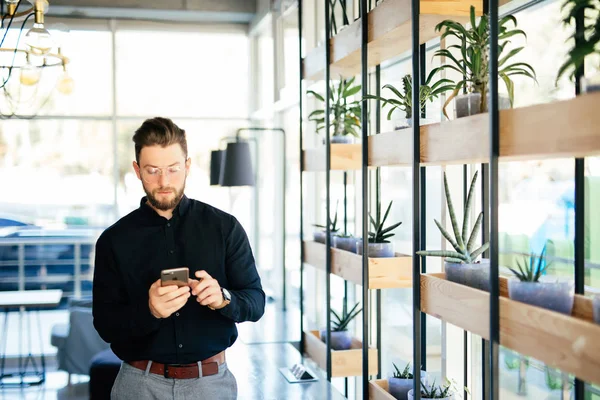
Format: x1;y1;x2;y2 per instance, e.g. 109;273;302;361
93;117;265;399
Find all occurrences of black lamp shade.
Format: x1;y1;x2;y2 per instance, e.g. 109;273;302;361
219;141;255;187
209;150;224;186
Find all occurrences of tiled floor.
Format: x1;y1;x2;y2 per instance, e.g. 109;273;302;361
0;303;344;400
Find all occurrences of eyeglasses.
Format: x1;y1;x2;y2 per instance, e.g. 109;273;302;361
139;164;184;184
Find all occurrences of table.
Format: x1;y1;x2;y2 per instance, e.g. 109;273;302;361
0;290;62;387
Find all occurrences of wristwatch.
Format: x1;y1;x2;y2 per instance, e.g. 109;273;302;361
208;288;231;310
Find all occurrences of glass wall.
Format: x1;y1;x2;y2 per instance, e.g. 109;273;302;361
0;19;251;301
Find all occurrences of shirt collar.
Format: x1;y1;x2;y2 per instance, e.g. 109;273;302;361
139;194;191;221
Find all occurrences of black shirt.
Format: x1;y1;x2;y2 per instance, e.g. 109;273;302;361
92;195;265;364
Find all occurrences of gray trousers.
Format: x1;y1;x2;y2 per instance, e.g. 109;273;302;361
111;361;237;400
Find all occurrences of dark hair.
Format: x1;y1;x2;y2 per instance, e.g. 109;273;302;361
132;117;188;164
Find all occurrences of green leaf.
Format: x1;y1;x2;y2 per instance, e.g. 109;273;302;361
343;84;362;98
380;221;402;236
462;171;479;243
416;250;469;261
470;243;489;260
434;219;462;253
467;212;484;253
443;172;465;250
307;90;324;102
498;47;524;68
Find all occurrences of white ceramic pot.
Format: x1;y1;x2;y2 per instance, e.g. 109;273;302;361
407;389;453;400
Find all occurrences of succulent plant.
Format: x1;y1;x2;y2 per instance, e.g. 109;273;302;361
392;362;414;379
416;171;489;263
434;6;536;117
314;201;340;234
368;200;402;243
363;72;454;120
332;302;361;332
308;77;362;138
509;245;550;282
419;379;453;399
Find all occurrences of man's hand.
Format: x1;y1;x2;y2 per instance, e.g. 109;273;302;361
190;271;225;309
148;279;190;319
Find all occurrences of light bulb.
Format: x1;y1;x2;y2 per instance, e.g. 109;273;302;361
57;71;74;95
25;23;53;56
20;62;41;86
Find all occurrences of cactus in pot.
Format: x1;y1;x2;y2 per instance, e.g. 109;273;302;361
313;201;340;244
388;362;428;400
508;246;574;315
356;200;402;257
320;302;361;350
416;171;490;290
408;379;456;400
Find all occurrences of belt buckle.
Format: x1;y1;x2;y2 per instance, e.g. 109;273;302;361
163;364;170;378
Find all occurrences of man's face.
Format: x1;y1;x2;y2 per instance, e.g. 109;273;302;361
133;144;191;211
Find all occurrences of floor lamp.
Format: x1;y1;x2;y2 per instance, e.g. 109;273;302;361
209;128;287;310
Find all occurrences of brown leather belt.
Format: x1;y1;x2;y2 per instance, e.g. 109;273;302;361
127;351;225;379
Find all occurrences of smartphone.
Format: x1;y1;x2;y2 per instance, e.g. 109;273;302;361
160;267;189;287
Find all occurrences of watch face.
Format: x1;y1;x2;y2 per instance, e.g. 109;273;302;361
222;288;232;301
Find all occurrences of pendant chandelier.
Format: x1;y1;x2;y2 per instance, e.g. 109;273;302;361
0;0;73;119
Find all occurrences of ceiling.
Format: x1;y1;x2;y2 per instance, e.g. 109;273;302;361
45;0;259;24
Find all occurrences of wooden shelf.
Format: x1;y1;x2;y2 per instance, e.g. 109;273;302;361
369;380;396;400
303;0;476;80
368;93;600;167
421;273;600;385
304;330;379;377
303;241;412;289
302;144;362;171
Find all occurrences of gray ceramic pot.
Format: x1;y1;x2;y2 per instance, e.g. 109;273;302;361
319;330;352;350
313;231;333;244
388;371;428;400
508;281;574;315
594;296;600;324
333;236;356;253
356;241;394;257
445;259;490;291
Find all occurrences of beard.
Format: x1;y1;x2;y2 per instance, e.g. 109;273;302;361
143;180;186;211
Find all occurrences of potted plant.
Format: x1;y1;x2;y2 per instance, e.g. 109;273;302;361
507;246;574;315
313;202;340;244
333;232;356;252
363;72;454;130
308;77;362;143
388;362;428;400
417;171;490;291
408;379;455;400
320;302;361;350
557;0;600;93
434;6;536;118
356;200;402;257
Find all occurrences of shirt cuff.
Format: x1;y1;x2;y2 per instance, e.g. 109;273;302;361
217;292;239;322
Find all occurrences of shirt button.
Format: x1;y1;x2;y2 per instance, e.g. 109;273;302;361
175;312;179;317
179;344;183;348
167;223;171;227
169;250;174;254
